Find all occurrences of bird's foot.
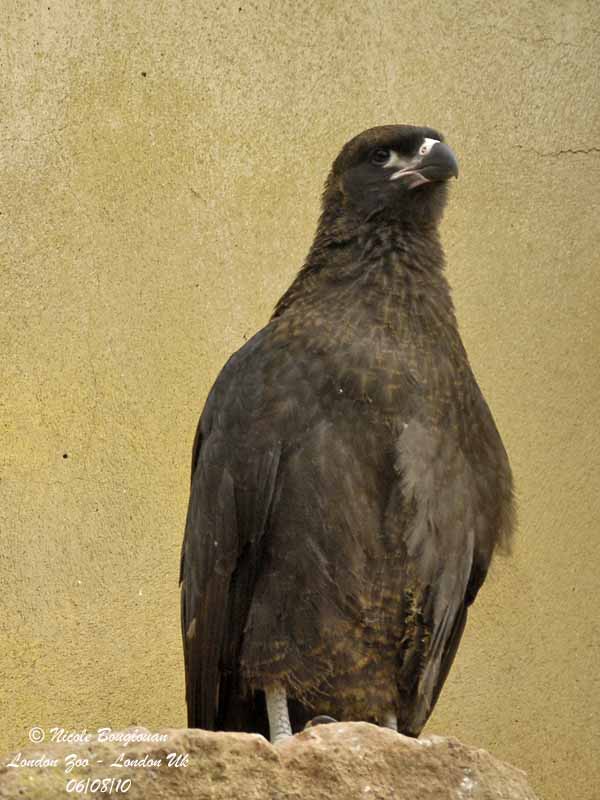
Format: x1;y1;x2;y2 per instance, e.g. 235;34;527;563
304;715;338;729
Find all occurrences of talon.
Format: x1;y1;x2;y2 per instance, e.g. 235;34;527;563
304;715;338;728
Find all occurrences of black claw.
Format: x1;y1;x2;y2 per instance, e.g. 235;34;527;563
304;715;338;729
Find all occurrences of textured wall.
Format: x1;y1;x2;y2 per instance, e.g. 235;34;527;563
1;3;599;799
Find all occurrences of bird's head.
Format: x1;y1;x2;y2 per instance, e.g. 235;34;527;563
323;125;459;227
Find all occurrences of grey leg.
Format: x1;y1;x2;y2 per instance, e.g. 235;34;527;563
265;683;292;744
383;712;398;731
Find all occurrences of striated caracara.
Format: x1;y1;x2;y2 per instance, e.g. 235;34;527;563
180;125;515;743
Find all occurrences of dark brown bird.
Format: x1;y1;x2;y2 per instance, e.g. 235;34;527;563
180;124;514;743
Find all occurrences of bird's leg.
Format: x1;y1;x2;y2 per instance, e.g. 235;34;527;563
265;683;292;744
383;712;398;731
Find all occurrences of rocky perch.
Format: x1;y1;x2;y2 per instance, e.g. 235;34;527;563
0;722;538;799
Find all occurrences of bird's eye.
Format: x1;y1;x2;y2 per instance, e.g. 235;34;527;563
370;148;391;166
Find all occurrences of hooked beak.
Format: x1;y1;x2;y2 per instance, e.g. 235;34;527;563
391;142;459;189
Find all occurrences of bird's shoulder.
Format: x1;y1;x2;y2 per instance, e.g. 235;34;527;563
198;320;326;447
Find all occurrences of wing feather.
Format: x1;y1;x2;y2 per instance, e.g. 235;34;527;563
180;409;281;729
393;419;484;734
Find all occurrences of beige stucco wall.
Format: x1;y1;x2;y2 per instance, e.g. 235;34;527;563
2;2;599;798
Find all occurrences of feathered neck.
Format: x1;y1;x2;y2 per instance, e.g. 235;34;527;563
272;207;446;320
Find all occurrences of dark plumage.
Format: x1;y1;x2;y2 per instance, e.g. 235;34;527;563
180;125;514;741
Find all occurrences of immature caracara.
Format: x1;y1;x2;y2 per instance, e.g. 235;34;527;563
180;125;514;743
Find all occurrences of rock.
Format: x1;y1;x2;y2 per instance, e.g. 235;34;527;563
0;722;539;799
